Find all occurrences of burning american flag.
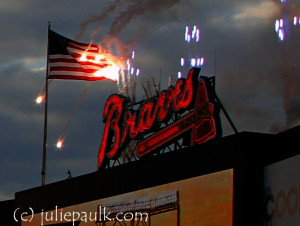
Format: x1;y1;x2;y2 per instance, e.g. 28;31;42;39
48;29;122;81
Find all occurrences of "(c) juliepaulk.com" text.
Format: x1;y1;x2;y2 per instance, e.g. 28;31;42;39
14;205;149;225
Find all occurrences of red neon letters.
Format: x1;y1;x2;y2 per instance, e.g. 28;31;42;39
98;68;220;169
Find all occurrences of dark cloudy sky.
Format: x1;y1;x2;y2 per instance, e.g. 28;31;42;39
0;0;299;200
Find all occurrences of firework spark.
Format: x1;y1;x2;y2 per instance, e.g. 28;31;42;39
179;25;205;78
56;139;63;149
35;95;44;104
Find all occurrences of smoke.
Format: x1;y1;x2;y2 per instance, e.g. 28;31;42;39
104;0;181;38
75;0;125;41
76;0;184;57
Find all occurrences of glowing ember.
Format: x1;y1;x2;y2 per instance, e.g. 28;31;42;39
36;95;44;104
56;139;63;149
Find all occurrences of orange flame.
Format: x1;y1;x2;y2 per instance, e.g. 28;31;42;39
94;65;120;81
36;95;44;104
79;50;124;82
56;139;64;149
79;53;87;62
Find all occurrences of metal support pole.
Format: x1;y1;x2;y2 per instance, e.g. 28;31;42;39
41;22;51;185
215;93;238;134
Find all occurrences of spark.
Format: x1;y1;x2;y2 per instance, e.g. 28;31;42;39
56;139;64;149
136;69;140;76
131;51;135;59
178;72;182;78
280;19;284;28
192;25;197;39
196;29;200;42
274;1;300;41
185;25;200;43
201;58;205;66
197;57;205;66
127;59;131;71
275;20;280;32
191;58;196;67
185;26;189;41
36;95;44;104
181;58;185;66
293;16;300;26
278;28;285;41
180;25;205;75
275;18;285;41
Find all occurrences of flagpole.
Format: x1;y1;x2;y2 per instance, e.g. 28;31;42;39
41;22;51;186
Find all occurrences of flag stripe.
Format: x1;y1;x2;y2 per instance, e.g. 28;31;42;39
49;70;96;77
48;74;108;81
50;56;108;70
50;66;98;73
69;40;99;51
50;62;107;70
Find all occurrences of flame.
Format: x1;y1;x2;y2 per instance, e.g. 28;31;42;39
36;95;44;104
78;48;125;82
77;45;140;84
94;54;105;62
94;64;120;81
80;53;87;61
56;139;64;149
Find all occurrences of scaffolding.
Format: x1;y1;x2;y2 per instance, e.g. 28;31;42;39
96;191;180;226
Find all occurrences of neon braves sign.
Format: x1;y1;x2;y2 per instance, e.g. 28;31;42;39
98;68;221;169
